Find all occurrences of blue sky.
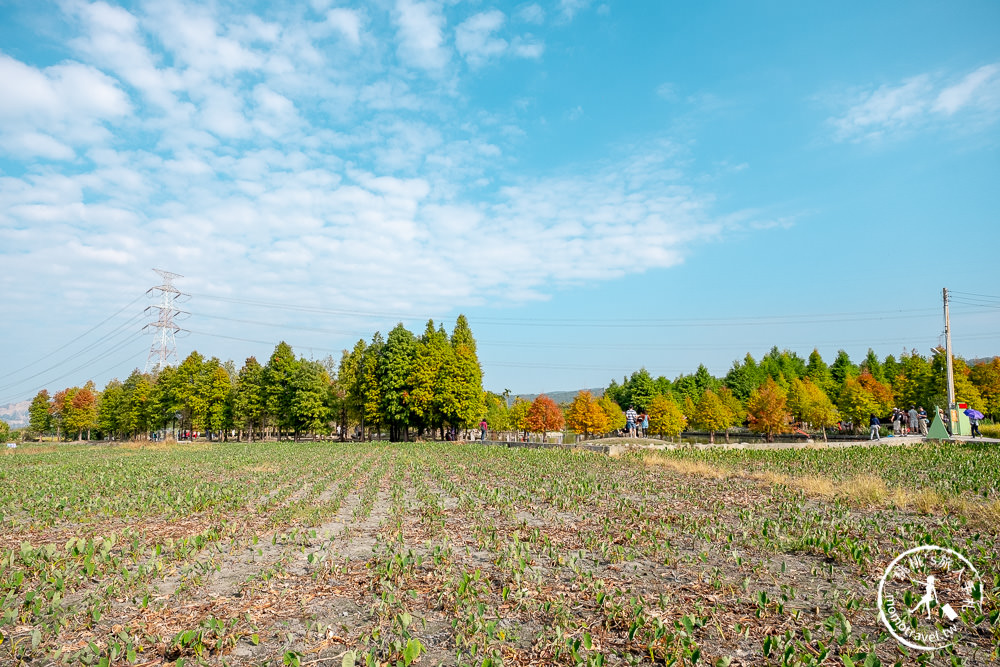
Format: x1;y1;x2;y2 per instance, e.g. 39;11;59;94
1;0;998;404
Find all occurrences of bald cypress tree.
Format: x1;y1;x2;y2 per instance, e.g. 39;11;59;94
380;324;417;441
440;315;484;433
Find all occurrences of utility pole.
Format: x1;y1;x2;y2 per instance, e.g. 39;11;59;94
143;269;188;373
943;287;955;408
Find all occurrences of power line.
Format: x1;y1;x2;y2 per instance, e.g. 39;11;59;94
0;311;147;394
0;333;147;406
0;294;145;379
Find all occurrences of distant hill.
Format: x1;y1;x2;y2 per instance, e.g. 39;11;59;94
0;400;30;428
511;387;605;406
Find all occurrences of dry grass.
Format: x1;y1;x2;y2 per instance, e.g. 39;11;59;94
638;451;997;526
8;445;59;455
641;453;732;479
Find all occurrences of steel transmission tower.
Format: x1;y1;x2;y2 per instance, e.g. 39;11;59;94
143;269;188;373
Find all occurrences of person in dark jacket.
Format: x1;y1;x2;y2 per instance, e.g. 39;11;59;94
869;413;881;441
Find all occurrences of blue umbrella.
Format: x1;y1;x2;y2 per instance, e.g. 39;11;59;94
964;408;984;420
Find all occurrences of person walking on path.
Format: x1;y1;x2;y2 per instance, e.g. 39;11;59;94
969;413;982;438
479;418;488;442
869;414;881;441
908;406;919;436
625;406;637;437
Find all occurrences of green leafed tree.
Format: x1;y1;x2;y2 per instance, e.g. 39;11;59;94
438;316;484;433
379;323;417;441
121;370;154;439
725;353;766;403
360;333;385;439
338;340;367;438
29;390;52;438
805;349;835;396
265;342;299;438
829;350;858;393
927;348;982;412
408;321;449;436
234;357;266;441
205;362;234;439
290;359;331;439
483;392;511;434
98;379;124;439
892;349;932;410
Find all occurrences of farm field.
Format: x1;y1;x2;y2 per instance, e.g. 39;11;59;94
1;441;998;666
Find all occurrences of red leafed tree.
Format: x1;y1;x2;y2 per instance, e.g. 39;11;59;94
525;394;564;442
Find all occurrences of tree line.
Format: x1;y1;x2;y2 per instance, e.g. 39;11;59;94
592;347;998;441
14;334;1000;444
23;316;484;442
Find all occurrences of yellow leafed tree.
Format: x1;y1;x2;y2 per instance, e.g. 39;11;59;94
566;390;609;439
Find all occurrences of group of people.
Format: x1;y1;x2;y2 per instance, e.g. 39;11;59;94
889;406;929;437
624;406;649;437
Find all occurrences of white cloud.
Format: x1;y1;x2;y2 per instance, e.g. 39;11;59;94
0;56;130;121
456;10;508;67
324;8;363;46
0;132;76;161
0;54;130;159
932;63;1000;115
510;35;544;60
146;1;263;73
830;63;1000;141
393;0;450;70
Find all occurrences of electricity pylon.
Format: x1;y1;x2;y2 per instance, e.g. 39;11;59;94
143;269;188;373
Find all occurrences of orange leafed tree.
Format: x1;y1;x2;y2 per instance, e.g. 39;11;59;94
746;377;789;442
565;390;609;438
525;394;564;441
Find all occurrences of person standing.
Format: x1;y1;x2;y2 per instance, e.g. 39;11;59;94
869;413;881;441
892;408;902;436
479;418;488;442
908;406;919;436
625;406;637;437
641;413;649;438
917;407;928;435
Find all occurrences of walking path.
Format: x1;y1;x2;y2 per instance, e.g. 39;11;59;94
480;434;999;455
